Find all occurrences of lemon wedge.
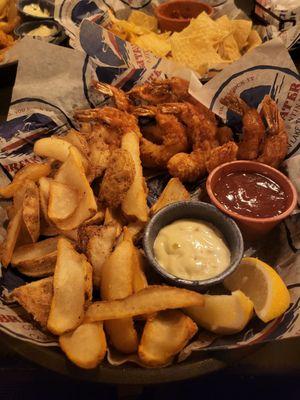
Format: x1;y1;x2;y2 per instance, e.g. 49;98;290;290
224;257;290;323
185;290;254;335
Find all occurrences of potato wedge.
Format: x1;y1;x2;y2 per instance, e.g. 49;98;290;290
54;148;97;230
101;237;138;354
150;178;190;215
59;322;107;369
22;180;40;242
47;238;92;335
34;137;71;161
82;211;105;226
85;286;204;322
12;277;53;328
11;237;58;277
138;310;198;367
34;137;88;170
39;177;52;224
48;181;81;222
132;247;148;293
1;208;23;267
104;208;124;237
77;224;117;287
121;131;148;223
40;223;78;241
63;129;89;157
0;163;51;199
126;221;145;243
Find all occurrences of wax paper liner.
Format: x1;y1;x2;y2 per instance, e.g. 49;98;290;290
254;0;300;31
0;37;300;366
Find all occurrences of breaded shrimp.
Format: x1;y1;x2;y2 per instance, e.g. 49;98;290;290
206;142;239;173
99;148;136;208
220;93;265;160
134;106;189;168
257;95;288;168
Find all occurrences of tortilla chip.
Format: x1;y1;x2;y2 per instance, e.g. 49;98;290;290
218;34;241;61
171;36;227;76
134;32;171;57
176;12;230;47
216;15;235;34
246;29;262;52
128;10;158;32
231;19;252;50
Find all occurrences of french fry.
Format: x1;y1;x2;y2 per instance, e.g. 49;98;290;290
126;220;145;243
101;237;138;354
1;208;22;267
53;148;97;230
59;322;107;369
104;208;124;237
47;238;92;335
63;129;89;158
85;286;204;322
82;211;105;226
123;227;148;293
121;131;148;223
132;247;148;293
12;277;53;328
11;237;58;277
34;137;88;170
0;163;51;199
22;180;40;242
39;177;52;224
150;178;190;215
138;310;198;367
48;181;81;222
77;224;117;287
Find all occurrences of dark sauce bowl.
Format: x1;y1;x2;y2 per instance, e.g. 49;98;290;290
206;161;298;238
154;0;214;32
143;201;244;292
17;0;54;20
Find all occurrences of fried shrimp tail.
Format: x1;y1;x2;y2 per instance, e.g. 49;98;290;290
257;95;288;168
92;81;132;112
221;93;265;160
206;141;238;173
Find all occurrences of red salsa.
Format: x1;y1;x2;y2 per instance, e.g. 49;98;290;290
213;171;288;218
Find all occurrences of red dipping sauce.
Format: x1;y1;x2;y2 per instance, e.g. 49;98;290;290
213;171;288;219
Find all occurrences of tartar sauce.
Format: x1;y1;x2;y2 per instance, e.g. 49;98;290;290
23;3;50;18
154;219;231;281
27;25;57;37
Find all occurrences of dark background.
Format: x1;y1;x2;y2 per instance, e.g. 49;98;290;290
0;0;300;398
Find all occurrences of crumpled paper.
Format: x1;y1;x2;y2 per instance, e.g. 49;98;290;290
0;32;300;366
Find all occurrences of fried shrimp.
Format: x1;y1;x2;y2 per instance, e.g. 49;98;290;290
158;103;218;182
220;93;265;160
128;77;215;122
74;106;141;180
206;141;239;173
92;81;132;112
134;106;189;168
167;150;207;183
99;149;136;208
257;95;288;168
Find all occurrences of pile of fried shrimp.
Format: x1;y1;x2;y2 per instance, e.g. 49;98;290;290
0;0;20;62
77;77;288;185
0;77;288;370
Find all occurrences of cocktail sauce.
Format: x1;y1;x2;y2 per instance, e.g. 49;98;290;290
213;171;288;218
